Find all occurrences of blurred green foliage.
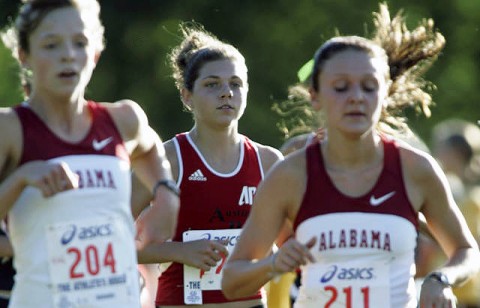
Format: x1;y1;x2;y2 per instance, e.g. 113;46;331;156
0;0;478;149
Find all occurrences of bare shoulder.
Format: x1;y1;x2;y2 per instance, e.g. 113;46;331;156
163;138;177;161
251;141;283;173
397;141;438;181
163;138;179;180
100;99;148;141
279;133;313;156
0;107;23;178
397;141;446;211
0;107;22;144
257;147;307;219
264;147;306;184
0;107;21;127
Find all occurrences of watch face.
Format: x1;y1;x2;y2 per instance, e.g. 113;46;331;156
439;274;449;285
430;272;450;286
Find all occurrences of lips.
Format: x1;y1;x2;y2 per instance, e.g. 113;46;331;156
58;71;77;78
217;104;234;110
345;112;365;116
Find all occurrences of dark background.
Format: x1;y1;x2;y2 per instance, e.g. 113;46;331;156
1;0;479;149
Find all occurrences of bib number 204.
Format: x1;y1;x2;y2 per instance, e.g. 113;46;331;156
68;242;116;278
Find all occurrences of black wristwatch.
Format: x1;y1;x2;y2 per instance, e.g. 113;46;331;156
426;272;451;287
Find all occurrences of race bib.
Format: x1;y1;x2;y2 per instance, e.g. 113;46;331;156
46;217;138;307
296;260;390;308
182;229;241;305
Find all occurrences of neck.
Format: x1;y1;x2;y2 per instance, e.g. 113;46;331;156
26;95;89;140
189;125;241;152
188;125;242;172
322;133;382;171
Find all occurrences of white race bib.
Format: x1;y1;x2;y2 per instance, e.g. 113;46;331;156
46;217;138;307
182;229;241;305
296;260;390;308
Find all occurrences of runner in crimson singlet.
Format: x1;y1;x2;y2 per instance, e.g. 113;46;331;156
9;102;141;307
222;4;480;308
135;24;284;307
0;1;179;307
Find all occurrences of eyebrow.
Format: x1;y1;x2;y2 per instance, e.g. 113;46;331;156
38;32;88;39
201;75;242;80
331;71;378;76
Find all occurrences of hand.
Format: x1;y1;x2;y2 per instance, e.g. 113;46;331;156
271;237;316;273
180;239;229;271
314;127;326;141
419;277;457;308
22;161;78;197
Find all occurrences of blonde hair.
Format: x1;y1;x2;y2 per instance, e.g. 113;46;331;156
276;3;445;139
1;0;105;97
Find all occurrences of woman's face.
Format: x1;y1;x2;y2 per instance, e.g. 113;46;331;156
22;7;99;100
312;49;388;137
184;58;248;129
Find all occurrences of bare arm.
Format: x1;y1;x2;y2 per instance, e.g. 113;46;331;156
402;149;480;305
106;100;179;247
0;234;13;257
130;171;153;219
0;109;79;221
418;154;479;284
222;152;314;299
135;139;231;272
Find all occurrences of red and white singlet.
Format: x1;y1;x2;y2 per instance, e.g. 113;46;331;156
8;102;140;308
293;137;418;308
155;132;264;305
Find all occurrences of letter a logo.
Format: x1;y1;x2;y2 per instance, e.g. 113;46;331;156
238;186;256;206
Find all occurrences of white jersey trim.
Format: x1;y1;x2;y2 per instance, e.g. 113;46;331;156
172;138;183;186
184;133;245;178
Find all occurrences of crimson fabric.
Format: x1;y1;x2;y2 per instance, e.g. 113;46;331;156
294;136;418;231
155;133;263;305
14;101;129;164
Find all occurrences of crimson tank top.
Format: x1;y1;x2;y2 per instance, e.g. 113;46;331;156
155;132;263;305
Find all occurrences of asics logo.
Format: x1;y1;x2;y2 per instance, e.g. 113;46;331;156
369;191;395;206
92;137;113;151
188;169;207;181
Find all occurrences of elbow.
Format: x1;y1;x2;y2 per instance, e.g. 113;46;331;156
221;269;242;300
221;272;235;299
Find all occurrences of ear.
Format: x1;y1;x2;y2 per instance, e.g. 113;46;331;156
180;88;193;111
309;87;322;111
94;51;101;65
18;48;29;69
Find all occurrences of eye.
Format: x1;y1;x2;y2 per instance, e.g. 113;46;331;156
333;80;348;92
362;79;378;92
75;40;88;48
205;81;218;88
230;81;242;88
43;42;58;50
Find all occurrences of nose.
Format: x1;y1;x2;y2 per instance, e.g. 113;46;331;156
219;83;233;99
348;85;365;104
61;42;75;62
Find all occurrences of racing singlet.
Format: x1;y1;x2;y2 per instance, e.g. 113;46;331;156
293;137;419;308
8;101;140;308
155;132;264;305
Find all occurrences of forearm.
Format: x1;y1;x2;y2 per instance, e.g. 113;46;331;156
137;241;185;264
222;255;276;300
132;142;180;245
437;247;480;287
0;235;13;257
0;170;27;220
